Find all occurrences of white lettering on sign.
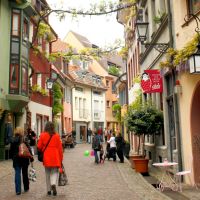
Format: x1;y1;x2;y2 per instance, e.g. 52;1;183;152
152;83;160;90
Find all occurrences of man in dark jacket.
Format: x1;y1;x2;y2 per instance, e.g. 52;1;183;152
115;133;125;163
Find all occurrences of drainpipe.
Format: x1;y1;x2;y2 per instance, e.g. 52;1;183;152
167;0;183;172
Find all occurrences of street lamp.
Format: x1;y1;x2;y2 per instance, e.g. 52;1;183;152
46;70;58;90
185;14;200;74
135;21;169;53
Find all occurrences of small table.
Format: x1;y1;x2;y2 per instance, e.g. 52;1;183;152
153;162;178;191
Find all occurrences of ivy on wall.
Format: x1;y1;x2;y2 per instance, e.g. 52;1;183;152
52;83;63;117
159;34;199;69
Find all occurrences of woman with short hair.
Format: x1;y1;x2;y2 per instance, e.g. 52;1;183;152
10;127;34;195
37;122;63;196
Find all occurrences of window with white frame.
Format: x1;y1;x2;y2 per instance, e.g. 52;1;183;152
75;97;78;109
36;73;42;87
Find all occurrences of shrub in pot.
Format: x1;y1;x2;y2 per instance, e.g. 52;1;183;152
125;101;163;172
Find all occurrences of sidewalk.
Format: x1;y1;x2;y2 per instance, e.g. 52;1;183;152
149;164;200;200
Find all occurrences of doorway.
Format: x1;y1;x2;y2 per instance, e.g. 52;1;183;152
80;125;86;142
191;82;200;184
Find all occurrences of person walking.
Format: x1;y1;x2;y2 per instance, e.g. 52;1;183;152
37;122;63;196
107;133;116;161
87;128;92;144
10;127;34;195
27;128;36;155
115;133;125;163
92;131;102;164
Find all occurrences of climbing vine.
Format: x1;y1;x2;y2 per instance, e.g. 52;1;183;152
159;34;200;69
52;83;63;117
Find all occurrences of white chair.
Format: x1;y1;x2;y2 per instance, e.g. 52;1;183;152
175;170;191;192
175;156;197;192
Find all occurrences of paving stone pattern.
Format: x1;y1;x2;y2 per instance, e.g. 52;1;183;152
0;144;172;200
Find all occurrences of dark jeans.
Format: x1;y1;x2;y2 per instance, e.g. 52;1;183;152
109;147;116;161
94;150;100;164
117;149;124;162
14;165;29;194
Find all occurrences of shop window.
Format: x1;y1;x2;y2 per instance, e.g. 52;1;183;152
188;0;200;14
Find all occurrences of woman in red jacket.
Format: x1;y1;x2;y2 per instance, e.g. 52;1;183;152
37;122;63;196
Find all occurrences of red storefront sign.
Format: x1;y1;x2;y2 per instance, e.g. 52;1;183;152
141;70;163;93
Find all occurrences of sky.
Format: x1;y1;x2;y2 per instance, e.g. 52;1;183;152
46;0;125;48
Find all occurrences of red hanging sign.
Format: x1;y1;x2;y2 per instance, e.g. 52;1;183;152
141;70;163;93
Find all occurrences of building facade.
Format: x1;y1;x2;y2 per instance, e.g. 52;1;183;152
63;31;125;133
69;65;106;143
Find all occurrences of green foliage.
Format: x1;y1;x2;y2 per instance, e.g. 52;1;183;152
112;104;122;122
159;34;199;69
118;46;128;60
31;84;48;96
125;100;163;136
108;66;120;76
52;83;63;116
125;98;163;155
153;10;166;24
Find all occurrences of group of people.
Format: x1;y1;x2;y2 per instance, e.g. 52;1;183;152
9;122;63;196
92;129;125;164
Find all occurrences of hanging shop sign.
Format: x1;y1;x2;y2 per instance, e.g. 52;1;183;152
141;70;163;93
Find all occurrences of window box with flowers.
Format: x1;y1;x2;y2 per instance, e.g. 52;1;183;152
31;84;48;96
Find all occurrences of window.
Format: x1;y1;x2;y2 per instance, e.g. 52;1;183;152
29;22;34;43
106;80;109;87
75;87;83;92
21;67;28;94
11;41;19;54
23;18;28;42
93;91;102;95
10;64;19;89
12;10;20;36
36;73;42;87
75;97;78;109
188;0;200;14
106;101;110;107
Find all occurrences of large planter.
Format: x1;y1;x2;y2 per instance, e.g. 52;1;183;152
129;155;143;169
133;158;149;173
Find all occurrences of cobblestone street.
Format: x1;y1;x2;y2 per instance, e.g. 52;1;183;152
0;144;171;200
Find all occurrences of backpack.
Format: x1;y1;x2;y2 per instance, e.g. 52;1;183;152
92;135;101;150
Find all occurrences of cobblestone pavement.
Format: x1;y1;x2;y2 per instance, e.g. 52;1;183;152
0;144;171;200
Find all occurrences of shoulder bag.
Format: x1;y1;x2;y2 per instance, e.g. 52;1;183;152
38;135;53;162
19;142;32;158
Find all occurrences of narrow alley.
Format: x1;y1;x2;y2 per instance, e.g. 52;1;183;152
0;144;171;200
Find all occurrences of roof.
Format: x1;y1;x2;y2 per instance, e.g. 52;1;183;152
69;31;92;48
52;39;69;52
68;65;107;90
67;31;126;71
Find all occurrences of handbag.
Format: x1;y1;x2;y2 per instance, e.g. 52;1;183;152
29;163;36;182
58;164;68;186
18;142;32;158
37;135;53;162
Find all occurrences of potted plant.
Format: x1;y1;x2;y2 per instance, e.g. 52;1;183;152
125;99;163;173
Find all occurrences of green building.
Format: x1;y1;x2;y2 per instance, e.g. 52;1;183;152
0;0;36;160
